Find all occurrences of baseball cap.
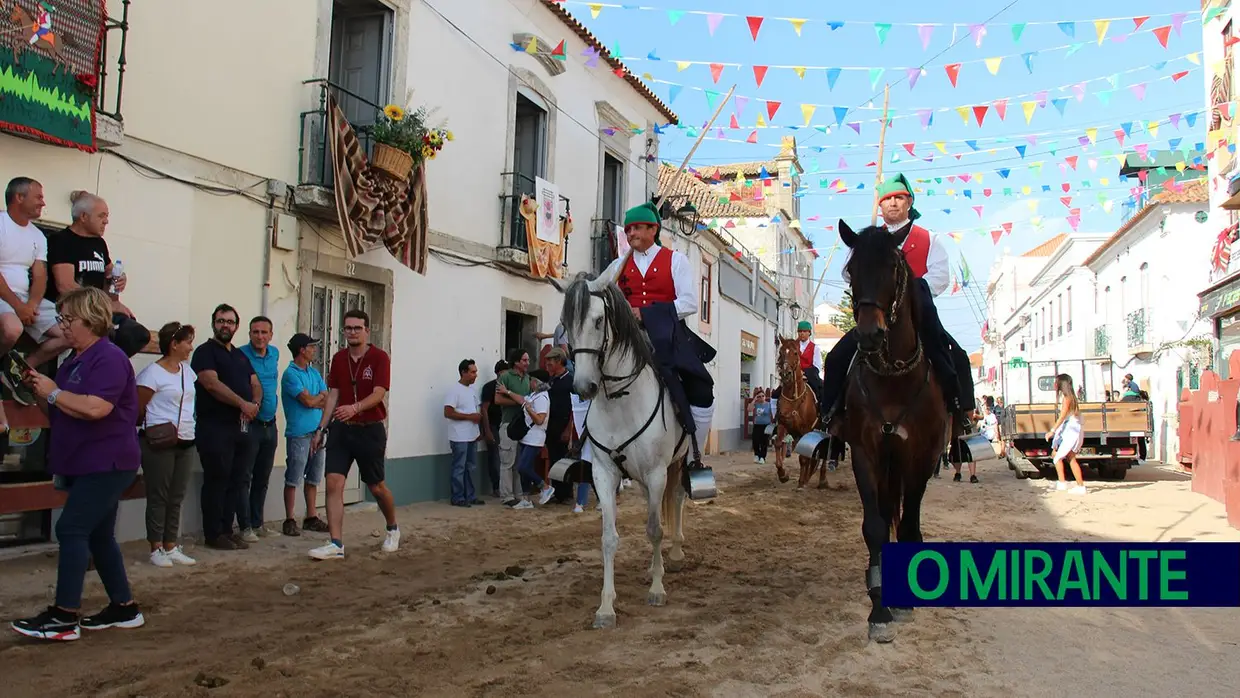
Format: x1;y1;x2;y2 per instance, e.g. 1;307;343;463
288;332;320;354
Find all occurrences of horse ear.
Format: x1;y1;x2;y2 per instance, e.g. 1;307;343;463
890;220;914;249
548;276;569;293
838;220;857;248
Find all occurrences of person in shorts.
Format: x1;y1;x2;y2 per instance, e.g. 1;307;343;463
308;310;398;560
0;178;70;428
280;332;330;536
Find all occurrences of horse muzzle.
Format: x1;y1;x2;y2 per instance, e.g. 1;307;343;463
856;327;885;352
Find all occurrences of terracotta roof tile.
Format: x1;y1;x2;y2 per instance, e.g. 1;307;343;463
1020;233;1068;258
658;164;767;219
969;351;983;368
814;323;844;339
537;1;678;125
693;161;783;180
1082;178;1208;266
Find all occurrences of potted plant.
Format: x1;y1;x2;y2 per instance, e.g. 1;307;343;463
370;102;455;182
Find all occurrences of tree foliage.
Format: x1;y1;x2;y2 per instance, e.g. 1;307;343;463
832;291;856;332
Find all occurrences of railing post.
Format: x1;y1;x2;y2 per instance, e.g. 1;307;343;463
112;0;130;120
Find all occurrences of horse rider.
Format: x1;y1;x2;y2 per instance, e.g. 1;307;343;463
794;320;824;405
30;2;54;46
820;173;976;430
603;200;717;473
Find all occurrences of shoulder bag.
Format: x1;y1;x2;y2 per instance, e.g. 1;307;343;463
144;370;184;450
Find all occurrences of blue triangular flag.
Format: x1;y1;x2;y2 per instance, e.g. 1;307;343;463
826;67;842;91
1042;185;1051;192
965;140;979;151
1169;137;1182;149
1057;21;1075;38
1016;145;1027;158
998;168;1011;178
1022;52;1036;73
1186;113;1198;128
833;106;848;126
668;85;682;103
1152;61;1167;70
964;190;973;199
1121;122;1133;136
828;21;845;30
759;166;771;178
647;50;660;61
1052;98;1068;115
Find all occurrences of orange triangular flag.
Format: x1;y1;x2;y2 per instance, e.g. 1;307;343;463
1153;25;1171;48
746;130;758;143
945;63;961;87
1133;16;1149;31
973;105;989;126
1065;155;1078;170
551;39;566;57
902;143;916;155
710;63;724;83
766;100;781;120
753;65;768;88
729;114;739;129
746;16;764;41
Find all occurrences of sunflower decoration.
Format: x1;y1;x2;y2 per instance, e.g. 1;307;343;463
370;101;455;166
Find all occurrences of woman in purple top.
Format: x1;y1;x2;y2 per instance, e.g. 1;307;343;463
11;287;145;643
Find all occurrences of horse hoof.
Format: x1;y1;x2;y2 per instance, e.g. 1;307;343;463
890;607;914;623
666;558;684;573
817;482;829;490
593;613;617;629
778;473;789;483
647;592;667;607
869;622;896;643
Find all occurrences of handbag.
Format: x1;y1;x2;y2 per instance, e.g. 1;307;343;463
144;370;184;450
507;414;530;442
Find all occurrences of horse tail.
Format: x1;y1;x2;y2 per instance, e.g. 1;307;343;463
662;458;682;524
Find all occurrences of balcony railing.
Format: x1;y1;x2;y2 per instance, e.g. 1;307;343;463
95;0;130;122
1093;327;1110;357
1126;308;1150;348
298;79;382;188
591;218;618;274
498;171;570;253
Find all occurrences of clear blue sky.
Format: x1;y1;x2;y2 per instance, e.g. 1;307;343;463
570;0;1205;351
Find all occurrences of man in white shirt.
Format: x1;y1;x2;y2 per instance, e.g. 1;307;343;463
0;178;70;423
601;201;717;473
822;174;974;429
444;359;484;507
794;320;825;401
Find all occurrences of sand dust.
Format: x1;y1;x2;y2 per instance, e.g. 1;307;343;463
1;452;1237;697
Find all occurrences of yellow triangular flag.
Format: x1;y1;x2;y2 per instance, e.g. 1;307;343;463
789;19;806;36
793;66;806;79
1027;199;1040;212
1031;215;1043;225
1094;19;1110;45
987;148;996;154
801;104;816;126
1102;200;1114;213
756;113;766;127
1114;154;1128;166
955;106;970;124
589;3;602;19
934;142;947;154
1211;60;1226;77
946;189;955;196
985;57;1002;75
642;72;653;81
1085;127;1097;144
1021;185;1031;195
1100;177;1109;185
675;61;691;72
790;219;802;228
1022;100;1036;124
525;36;538;54
1176;161;1187;172
975;173;985;183
1147;121;1160;138
1188;52;1201;65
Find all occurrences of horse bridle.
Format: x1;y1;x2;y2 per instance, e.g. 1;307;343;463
851;259;924;377
776;344;809;403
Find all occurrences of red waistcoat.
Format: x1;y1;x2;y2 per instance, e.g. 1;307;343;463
799;341;816;370
901;225;932;278
618;247;676;309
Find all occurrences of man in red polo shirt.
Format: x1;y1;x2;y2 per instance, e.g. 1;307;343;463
602;201;716;472
308;309;399;560
821;174;975;429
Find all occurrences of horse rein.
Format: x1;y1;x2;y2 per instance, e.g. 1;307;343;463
568;290;646;400
851;260;924;378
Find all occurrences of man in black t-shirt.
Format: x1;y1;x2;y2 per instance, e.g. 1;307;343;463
47;192;149;356
543;349;575;503
479;360;507;498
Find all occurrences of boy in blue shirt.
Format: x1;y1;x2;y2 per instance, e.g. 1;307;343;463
280;333;330;536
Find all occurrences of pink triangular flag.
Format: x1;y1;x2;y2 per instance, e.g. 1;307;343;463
992;98;1008;120
991;229;1002;244
709;63;724;83
746;130;758;143
1130;82;1146;100
917;24;933;50
706;13;723;36
1072;82;1086;101
902;143;916;156
973;205;984;217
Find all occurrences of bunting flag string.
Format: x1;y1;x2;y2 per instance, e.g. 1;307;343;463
612;22;1198;85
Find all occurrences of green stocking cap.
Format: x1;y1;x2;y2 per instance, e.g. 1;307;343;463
876;173;921;221
797;320;812;332
623;202;661;228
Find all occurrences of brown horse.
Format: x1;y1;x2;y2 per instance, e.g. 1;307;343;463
836;219;948;644
5;2;74;72
773;336;831;489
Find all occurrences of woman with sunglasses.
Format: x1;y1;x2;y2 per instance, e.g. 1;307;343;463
11;287;144;642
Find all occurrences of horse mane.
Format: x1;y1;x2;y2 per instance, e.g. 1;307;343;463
844;225;924;330
561;271;655;371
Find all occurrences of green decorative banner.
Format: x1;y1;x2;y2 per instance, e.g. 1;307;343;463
0;0;107;152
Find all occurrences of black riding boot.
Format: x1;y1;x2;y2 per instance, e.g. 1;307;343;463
913;280;970;426
821;329;858;423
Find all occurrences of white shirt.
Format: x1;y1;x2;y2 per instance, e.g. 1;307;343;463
982;412;998;441
521;389;551;447
605;244;697;319
0;212;47;299
443;381;481;443
800;339;824;374
570;392;593;462
137;361;197;441
841;219;951;297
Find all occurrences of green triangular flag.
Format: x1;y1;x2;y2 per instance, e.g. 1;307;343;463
704;90;720;110
875;23;892;44
1096;90;1112;106
1011;23;1026;42
869;67;885;90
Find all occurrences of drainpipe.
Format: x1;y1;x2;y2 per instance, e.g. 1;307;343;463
261;193;276;316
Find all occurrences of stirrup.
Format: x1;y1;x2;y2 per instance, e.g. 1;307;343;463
683;436;716;500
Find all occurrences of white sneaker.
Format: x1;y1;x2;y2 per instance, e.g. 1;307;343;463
759;457;765;464
165;546;197;566
309;542;345;560
240;528;260;544
382;529;400;553
754;456;760;463
1054;481;1068;491
1069;485;1087;495
513;500;534;510
538;486;556;505
572;504;584;513
149;549;173;568
622;479;632;489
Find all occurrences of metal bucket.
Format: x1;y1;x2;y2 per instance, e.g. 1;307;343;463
959;432;999;463
793;430;829;459
549;457;591;485
685;466;717;500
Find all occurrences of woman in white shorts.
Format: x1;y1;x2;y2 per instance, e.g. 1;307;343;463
1046;374;1086;494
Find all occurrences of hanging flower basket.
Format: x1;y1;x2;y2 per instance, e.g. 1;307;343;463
372;142;413;181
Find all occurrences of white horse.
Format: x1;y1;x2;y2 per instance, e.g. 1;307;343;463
550;259;691;629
